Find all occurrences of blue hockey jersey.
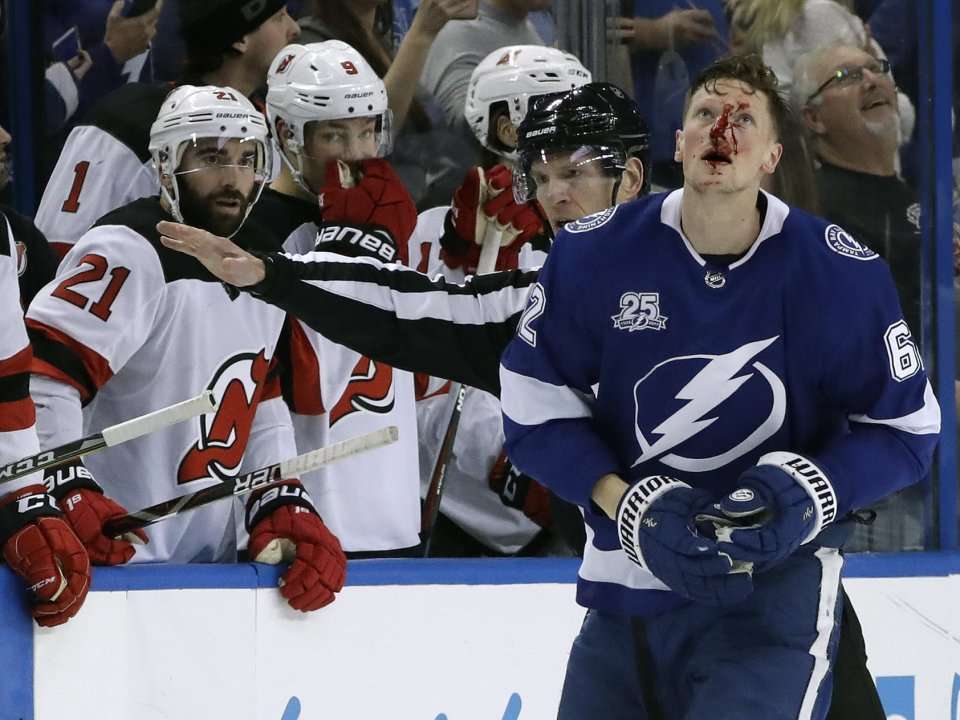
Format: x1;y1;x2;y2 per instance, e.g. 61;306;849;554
500;189;940;617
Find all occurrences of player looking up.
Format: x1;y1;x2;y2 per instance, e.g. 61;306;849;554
26;86;346;613
500;54;938;719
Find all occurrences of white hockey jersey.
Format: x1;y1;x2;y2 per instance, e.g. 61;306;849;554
0;212;42;495
254;190;422;553
35;84;169;259
26;197;297;562
407;206;549;553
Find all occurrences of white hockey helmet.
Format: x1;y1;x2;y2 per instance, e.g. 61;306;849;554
266;41;392;192
464;45;592;161
149;85;271;233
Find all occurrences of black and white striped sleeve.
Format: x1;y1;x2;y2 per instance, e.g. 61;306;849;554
248;250;540;396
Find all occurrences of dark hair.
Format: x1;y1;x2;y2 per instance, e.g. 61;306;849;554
308;0;431;132
684;54;790;140
765;105;820;213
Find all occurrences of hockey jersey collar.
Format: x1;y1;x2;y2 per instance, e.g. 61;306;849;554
659;188;790;269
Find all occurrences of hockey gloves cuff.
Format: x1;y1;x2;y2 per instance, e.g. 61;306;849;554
246;480;347;612
616;475;753;607
0;485;91;626
697;452;839;572
44;460;147;565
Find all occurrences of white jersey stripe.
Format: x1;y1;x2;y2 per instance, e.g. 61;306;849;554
798;547;844;720
579;521;670;592
849;379;941;435
293;251;535;326
500;366;594;426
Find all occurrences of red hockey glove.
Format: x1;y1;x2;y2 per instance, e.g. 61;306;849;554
44;461;147;565
441;165;543;273
482;165;544;247
0;485;91;627
488;452;552;529
318;159;418;259
246;480;346;612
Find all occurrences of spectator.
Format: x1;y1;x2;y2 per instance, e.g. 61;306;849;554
608;1;728;188
420;1;552;128
793;43;920;333
727;0;914;147
43;1;164;132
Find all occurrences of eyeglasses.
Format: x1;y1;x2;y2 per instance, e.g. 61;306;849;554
806;58;891;104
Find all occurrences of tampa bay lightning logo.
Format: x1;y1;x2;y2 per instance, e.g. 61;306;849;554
825;225;878;261
631;337;786;472
564;206;617;234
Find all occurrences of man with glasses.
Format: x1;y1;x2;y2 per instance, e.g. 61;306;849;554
793;44;920;334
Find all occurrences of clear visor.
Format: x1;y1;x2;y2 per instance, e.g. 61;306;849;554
173;135;271;184
513;144;627;203
302;111;394;163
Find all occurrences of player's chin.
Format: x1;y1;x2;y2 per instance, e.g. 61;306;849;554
208;205;247;236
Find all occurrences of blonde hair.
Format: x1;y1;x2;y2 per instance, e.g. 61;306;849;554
727;0;807;47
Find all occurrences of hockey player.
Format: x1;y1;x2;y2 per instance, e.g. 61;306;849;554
34;0;300;259
409;45;592;554
259;40;423;555
27;86;346;613
500;55;938;718
1;212;90;627
158;77;891;719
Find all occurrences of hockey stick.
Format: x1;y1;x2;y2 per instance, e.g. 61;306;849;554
0;391;217;485
104;425;399;535
420;223;502;556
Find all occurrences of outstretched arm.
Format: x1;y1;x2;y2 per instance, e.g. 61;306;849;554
158;221;537;395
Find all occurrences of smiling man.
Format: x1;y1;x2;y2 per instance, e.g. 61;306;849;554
794;43;921;334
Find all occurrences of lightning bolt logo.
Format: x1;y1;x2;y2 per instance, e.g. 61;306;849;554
632;336;786;472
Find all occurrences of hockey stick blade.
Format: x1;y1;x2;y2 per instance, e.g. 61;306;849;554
104;425;399;535
0;391;217;485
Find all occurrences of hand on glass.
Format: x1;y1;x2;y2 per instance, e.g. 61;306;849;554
158;220;266;287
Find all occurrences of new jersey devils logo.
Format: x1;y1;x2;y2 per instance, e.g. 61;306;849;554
330;357;394;427
178;351;271;484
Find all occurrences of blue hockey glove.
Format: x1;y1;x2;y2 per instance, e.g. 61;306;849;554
616;475;754;607
697;452;839;572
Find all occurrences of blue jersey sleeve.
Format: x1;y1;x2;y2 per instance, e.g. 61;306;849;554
798;233;940;515
500;232;622;509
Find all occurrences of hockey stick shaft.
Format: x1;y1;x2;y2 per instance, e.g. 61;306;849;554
476;222;503;275
0;391;216;485
420;383;466;555
104;425;399;535
419;224;501;556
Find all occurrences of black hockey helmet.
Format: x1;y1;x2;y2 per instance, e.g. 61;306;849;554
514;82;650;202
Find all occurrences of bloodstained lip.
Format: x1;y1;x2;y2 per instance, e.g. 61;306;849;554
702;148;732;164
